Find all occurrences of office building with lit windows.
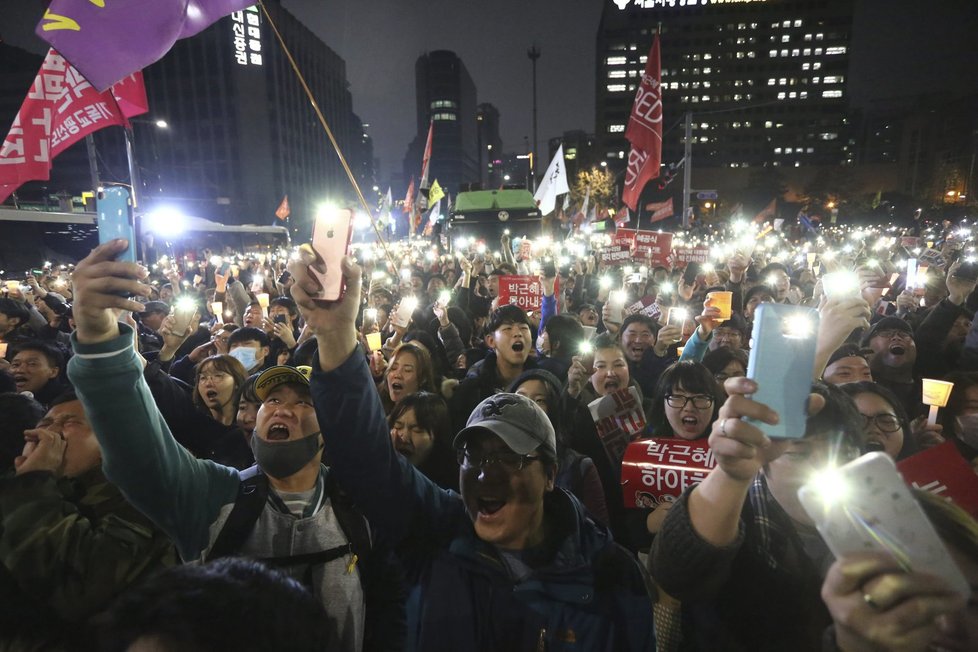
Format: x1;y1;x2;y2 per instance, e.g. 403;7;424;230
403;50;479;194
597;0;855;176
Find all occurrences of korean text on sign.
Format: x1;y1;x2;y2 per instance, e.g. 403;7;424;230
620;438;717;508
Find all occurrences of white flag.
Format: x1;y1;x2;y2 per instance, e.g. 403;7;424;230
533;145;570;215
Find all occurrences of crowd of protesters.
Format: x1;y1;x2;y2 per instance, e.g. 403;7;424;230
0;216;976;651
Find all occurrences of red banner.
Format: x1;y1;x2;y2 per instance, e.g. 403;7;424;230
897;442;978;518
497;275;557;313
645;197;673;223
621;438;717;508
622;34;662;211
275;195;290;220
0;49;130;202
633;231;673;267
670;245;711;268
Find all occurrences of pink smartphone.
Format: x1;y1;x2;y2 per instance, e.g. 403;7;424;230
309;208;354;303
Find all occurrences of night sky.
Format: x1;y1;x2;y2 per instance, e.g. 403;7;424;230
2;0;976;184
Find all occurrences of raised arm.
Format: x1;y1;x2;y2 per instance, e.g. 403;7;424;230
67;240;239;561
288;249;466;543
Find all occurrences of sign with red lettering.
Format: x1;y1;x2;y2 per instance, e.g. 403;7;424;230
633;231;673;267
900;236;921;249
497;275;557;313
670;245;710;268
588;388;648;465
897;442;978;518
600;228;637;266
621;438;717;508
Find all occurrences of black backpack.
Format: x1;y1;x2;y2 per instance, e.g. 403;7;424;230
205;465;371;580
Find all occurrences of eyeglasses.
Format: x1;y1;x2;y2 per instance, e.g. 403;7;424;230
861;413;903;433
456;448;540;473
714;371;745;382
665;394;714;409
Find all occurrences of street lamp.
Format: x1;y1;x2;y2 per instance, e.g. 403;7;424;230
527;45;541;192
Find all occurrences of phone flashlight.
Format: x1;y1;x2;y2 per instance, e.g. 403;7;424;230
599;276;612;290
783;314;815;339
403;297;419;312
807;466;850;506
579;341;593;355
364;308;378;321
175;296;197;314
438;290;451;306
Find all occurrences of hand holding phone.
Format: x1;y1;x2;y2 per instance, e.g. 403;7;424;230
798;452;969;597
97;187;136;264
308;207;355;303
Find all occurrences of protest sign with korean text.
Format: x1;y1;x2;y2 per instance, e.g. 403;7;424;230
633;231;673;267
620;438;717;508
897;441;978;518
497;275;558;313
587;387;648;466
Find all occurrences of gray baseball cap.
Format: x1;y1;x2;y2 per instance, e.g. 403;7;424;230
453;393;557;461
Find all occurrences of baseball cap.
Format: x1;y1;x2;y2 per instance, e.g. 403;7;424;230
860;316;913;347
826;343;872;368
453;393;557;461
253;365;313;401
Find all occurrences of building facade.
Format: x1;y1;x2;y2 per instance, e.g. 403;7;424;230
403;50;479;195
597;0;855;179
477;102;503;189
0;0;371;232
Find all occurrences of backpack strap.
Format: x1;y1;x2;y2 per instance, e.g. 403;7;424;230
205;465;268;562
323;470;372;564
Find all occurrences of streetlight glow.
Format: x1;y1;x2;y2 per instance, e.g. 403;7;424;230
155;120;168;129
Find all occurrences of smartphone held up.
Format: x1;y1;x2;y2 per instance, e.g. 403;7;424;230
307;206;355;304
745;304;820;439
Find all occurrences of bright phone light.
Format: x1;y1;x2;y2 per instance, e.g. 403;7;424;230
807;466;850;506
783;314;815;339
175;296;197;314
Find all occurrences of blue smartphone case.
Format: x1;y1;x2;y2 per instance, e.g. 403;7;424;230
746;303;820;439
97;187;136;263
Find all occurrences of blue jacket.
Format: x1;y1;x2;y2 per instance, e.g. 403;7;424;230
312;347;656;652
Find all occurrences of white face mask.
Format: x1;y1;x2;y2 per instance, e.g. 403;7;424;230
955;415;978;449
229;347;259;372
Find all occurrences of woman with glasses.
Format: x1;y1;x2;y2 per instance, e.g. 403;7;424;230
649;361;724;441
701;348;748;398
839;381;918;460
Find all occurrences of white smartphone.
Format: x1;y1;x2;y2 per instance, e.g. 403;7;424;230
798;452;969;597
310;207;355;303
391;297;417;329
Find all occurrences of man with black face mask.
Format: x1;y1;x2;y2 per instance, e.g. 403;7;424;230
64;240;403;652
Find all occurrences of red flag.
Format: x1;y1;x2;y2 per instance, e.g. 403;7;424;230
419;120;433;188
275;195;290;220
110;72;149;119
646;198;674;223
404;177;415;215
621;34;663;211
0;49;129;203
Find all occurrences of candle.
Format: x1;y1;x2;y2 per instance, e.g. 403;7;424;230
921;378;954;425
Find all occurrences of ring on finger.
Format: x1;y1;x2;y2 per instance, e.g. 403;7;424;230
862;593;880;610
719;418;729;437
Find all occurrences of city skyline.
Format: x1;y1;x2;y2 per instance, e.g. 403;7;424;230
1;0;976;188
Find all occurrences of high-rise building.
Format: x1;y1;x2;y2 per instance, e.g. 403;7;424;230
548;130;601;183
0;0;371;230
403;51;479;195
477;102;502;189
597;0;855;177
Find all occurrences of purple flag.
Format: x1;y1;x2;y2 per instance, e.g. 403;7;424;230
36;0;255;91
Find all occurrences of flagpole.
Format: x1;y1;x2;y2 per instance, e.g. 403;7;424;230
681;110;692;229
258;0;398;272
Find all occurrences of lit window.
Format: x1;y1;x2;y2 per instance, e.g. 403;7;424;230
700;122;709;129
823;75;842;84
785;147;793;154
792;49;800;56
781;49;789;56
699;136;709;143
628;70;638;77
800;91;808;99
804;33;813;41
789;91;797;98
814;48;823;55
781;34;790;43
779;77;787;85
608;124;625;133
816;33;824;41
774;147;783;154
433;112;456;121
748;51;756;58
802;62;810;70
704;53;712;60
608;70;626;79
640;55;648;63
618;151;625;159
803;48;811;56
820;132;838;140
703;67;712;74
606;84;628;92
782;20;790;27
430;100;457;109
793;20;802;27
606;56;627;65
703;81;711;88
822;89;843;98
701;95;710;101
813;62;822;70
629;44;637;51
769;50;778;57
670;82;679;89
813;77;820;84
826;46;847;55
777;92;786;99
806;147;814;153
